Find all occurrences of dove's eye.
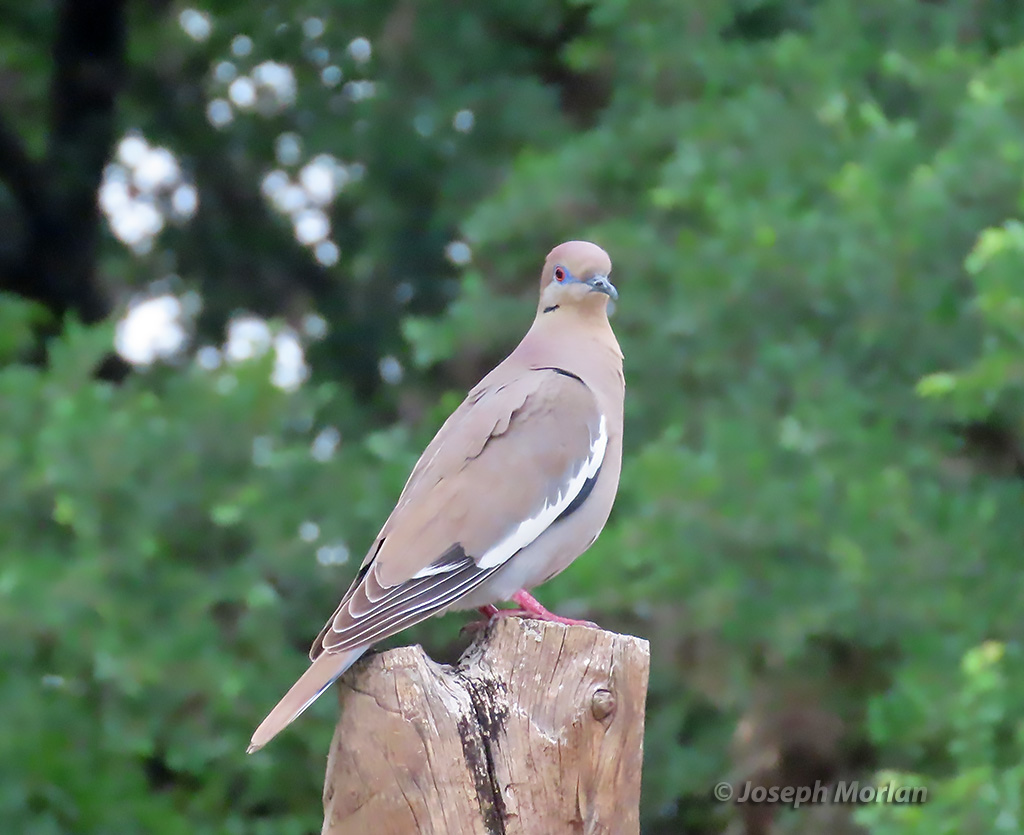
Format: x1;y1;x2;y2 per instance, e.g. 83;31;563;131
554;266;567;282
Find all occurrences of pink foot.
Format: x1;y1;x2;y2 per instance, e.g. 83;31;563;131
503;590;598;628
464;594;598;633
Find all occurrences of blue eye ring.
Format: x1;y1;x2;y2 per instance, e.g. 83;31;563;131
554;265;567;282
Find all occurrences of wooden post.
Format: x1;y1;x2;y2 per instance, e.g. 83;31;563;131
321;617;651;835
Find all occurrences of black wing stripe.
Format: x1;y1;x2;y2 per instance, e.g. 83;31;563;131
554;462;602;524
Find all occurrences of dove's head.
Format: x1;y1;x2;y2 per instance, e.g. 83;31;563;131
538;240;616;314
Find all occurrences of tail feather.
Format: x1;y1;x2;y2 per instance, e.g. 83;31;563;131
247;646;366;753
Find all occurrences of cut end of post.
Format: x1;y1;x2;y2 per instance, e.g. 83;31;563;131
321;616;651;835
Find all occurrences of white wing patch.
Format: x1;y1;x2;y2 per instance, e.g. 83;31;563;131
474;414;607;571
411;415;608;580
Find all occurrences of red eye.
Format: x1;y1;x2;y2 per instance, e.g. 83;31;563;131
554;266;566;282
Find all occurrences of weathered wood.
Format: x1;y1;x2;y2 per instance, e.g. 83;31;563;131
322;617;650;835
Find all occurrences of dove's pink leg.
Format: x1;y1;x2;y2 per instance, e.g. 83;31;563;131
483;590;598;627
473;593;597;628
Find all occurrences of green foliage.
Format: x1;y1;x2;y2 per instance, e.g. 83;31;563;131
4;1;1024;833
858;642;1024;833
920;218;1024;419
0;295;50;362
1;325;377;833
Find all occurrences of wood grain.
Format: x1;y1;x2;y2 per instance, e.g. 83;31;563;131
322;617;650;834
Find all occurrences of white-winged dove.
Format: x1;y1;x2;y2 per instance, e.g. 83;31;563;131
248;240;624;752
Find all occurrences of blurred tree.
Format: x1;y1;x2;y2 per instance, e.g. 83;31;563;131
0;0;587;394
0;1;127;383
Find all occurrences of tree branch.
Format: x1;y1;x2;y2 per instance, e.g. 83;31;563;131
0;0;127;332
0;109;46;218
38;0;127;323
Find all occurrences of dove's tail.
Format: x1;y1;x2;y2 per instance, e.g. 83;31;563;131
247;646;367;753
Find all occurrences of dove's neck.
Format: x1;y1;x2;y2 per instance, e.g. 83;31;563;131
516;306;623;374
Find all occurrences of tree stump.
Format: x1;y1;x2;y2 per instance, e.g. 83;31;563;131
321;617;650;835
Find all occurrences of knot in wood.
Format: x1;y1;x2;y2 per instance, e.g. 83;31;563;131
591;688;616;722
